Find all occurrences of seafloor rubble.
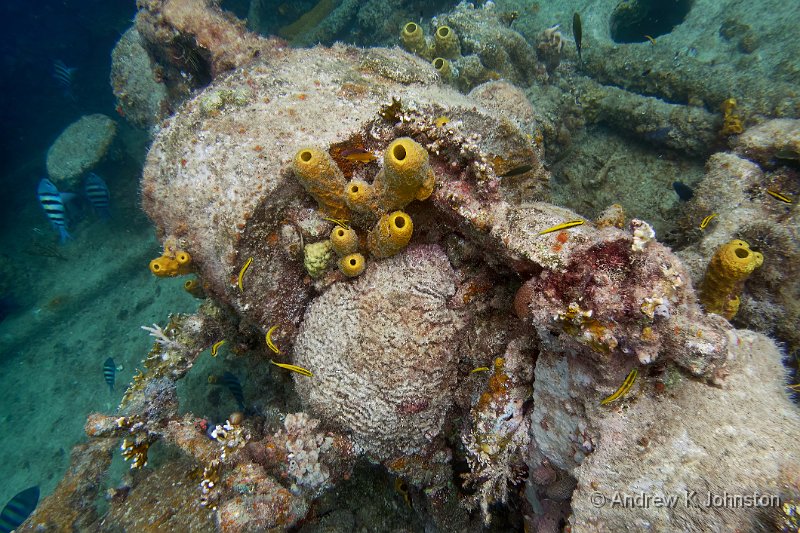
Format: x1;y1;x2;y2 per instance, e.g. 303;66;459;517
23;1;800;532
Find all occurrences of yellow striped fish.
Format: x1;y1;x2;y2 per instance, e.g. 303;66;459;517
766;189;793;204
211;340;226;357
270;360;312;377
238;257;253;292
600;368;638;405
470;366;490;374
538;219;585;236
265;325;281;354
322;216;350;229
699;213;718;229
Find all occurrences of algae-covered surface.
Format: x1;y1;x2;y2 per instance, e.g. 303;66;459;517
1;0;799;532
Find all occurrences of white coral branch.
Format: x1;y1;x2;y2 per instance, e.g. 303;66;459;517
141;323;184;352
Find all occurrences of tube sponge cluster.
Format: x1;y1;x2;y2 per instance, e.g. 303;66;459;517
292;137;434;277
400;22;461;85
699;239;763;319
149;249;193;277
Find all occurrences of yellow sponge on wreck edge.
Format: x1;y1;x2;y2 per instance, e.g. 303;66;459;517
149;251;193;277
373;138;435;212
699;239;763;319
400;22;429;58
330;225;359;256
292;147;350;219
339;253;366;277
367;211;414;258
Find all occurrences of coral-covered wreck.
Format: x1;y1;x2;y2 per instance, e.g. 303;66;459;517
21;1;800;531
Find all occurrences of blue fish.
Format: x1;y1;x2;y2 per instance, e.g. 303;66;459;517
103;357;116;392
53;60;76;100
0;486;39;533
84;173;111;219
672;181;694;201
37;178;73;243
222;371;245;410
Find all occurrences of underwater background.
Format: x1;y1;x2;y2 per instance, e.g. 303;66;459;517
0;0;798;531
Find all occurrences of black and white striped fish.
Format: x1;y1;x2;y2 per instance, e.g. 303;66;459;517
0;486;39;533
53;60;76;100
37;178;72;243
103;357;116;392
84;173;111;219
222;371;245;410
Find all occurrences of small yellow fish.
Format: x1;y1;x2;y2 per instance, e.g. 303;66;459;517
699;213;718;229
644;35;656;45
265;325;281;354
538;219;585;235
238;257;253;293
600;368;638;405
766;189;793;204
211;340;226;357
434;116;449;128
270;359;312;377
341;149;377;163
322;216;350;229
470;366;490;374
788;383;800;392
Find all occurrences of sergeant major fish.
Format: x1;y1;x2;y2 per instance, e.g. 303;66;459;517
84;173;111;219
103;357;116;392
53;60;77;100
0;486;39;533
222;371;245;410
37;178;74;242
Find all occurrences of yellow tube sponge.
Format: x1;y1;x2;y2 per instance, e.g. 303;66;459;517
338;253;366;277
330;225;359;256
699;239;763;319
183;278;206;298
373;137;435;212
400;22;429;58
292;147;350;219
149;250;193;277
434;26;460;59
344;179;377;215
367;211;414;258
432;57;453;81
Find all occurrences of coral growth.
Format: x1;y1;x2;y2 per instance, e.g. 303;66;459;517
720;97;744;136
110;27;169;130
303;240;333;279
45;114;117;187
399;3;538;91
293;245;464;460
462;350;532;525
